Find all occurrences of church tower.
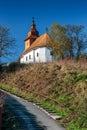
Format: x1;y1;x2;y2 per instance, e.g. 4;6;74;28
24;17;39;50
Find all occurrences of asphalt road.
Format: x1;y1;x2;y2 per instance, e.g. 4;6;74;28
0;89;65;130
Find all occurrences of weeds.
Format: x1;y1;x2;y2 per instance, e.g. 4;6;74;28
1;107;20;130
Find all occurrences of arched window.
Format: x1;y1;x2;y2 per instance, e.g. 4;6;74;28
26;56;28;61
29;55;31;59
37;52;39;57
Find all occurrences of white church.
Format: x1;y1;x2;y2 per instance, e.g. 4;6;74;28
20;18;54;63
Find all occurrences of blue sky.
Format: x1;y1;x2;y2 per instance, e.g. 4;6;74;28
0;0;87;63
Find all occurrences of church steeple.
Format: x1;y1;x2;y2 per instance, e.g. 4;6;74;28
25;18;39;50
28;17;39;37
31;17;35;29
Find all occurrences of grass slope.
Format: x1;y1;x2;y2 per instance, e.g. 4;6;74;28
0;60;87;130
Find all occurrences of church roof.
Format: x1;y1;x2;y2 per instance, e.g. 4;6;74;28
21;33;52;56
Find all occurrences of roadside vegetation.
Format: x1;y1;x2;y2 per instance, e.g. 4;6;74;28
0;59;87;130
1;107;20;130
0;90;20;130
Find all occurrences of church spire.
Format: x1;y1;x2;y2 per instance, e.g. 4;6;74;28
28;17;39;37
32;17;34;24
25;18;39;48
31;17;36;29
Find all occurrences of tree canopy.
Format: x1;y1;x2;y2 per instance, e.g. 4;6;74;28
48;23;87;60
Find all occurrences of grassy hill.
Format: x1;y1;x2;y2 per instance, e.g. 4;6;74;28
0;59;87;130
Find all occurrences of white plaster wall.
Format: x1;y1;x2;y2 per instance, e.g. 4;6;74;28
34;48;40;62
34;47;46;62
45;47;54;62
22;50;34;63
20;58;24;63
20;47;54;64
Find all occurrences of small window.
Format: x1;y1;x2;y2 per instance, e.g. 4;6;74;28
29;55;31;59
50;51;53;55
26;56;28;61
37;52;39;57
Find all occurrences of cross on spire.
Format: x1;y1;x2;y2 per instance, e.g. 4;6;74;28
32;17;35;24
29;17;39;38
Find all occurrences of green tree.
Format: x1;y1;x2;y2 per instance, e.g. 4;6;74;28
0;25;15;64
48;23;87;60
48;23;71;60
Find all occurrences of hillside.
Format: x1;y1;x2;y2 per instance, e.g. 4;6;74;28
0;60;87;130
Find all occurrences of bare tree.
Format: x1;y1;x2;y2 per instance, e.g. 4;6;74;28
0;25;15;64
66;25;87;60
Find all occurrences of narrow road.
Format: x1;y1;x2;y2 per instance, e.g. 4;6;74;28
1;89;65;130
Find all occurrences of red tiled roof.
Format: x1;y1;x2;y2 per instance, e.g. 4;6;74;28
21;33;52;57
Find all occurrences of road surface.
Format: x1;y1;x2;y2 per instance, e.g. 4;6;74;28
0;89;65;130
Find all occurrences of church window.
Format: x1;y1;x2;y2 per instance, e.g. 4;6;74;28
29;55;31;59
50;51;53;55
26;56;28;61
37;52;39;57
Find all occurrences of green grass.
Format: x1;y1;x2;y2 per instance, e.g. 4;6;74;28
40;101;67;118
0;84;66;120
